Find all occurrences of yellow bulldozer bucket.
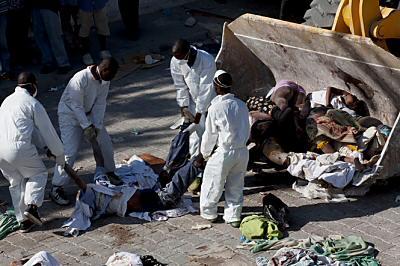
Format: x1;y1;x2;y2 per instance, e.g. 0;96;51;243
216;13;400;179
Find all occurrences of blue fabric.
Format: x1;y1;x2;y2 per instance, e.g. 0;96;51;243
0;14;10;72
164;131;190;174
32;8;70;67
158;158;203;207
78;0;108;12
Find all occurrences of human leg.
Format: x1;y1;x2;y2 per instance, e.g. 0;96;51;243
0;160;26;222
223;148;249;223
0;14;11;74
78;9;94;65
41;9;70;68
31;9;55;67
200;150;232;221
52;122;83;187
93;8;110;58
158;158;204;207
97;126;115;172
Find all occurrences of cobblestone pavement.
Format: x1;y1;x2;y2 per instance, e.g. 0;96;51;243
1;1;400;265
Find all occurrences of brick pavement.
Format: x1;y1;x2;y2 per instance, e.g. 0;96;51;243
1;1;400;265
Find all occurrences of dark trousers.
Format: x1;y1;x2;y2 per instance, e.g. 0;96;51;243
7;8;31;67
118;0;139;39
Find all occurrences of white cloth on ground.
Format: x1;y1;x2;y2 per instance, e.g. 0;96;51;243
287;152;355;189
200;94;250;222
23;251;60;266
0;87;64;222
106;252;143;266
62;155;156;235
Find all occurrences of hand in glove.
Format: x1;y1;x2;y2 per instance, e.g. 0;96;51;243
56;155;66;168
83;124;97;141
183;123;199;134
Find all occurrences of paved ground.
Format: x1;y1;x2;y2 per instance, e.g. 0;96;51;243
1;1;400;265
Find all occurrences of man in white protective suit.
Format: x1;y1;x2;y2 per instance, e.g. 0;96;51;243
51;58;119;205
199;70;250;228
170;39;216;157
0;72;65;232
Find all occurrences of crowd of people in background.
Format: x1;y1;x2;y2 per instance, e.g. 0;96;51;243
0;0;140;79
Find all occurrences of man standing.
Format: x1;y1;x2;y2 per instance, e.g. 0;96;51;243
31;0;71;74
51;58;119;205
199;70;250;228
78;0;111;65
170;39;216;157
0;72;65;232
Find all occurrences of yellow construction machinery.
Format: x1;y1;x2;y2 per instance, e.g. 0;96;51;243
216;0;400;178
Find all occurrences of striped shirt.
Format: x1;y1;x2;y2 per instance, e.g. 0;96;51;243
0;0;9;13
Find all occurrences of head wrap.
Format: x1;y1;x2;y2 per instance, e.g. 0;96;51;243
213;70;232;88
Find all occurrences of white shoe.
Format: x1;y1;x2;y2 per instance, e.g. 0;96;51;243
100;50;112;59
82;53;94;66
50;186;70;206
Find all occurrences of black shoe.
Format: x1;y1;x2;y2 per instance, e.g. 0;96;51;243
19;220;35;233
40;65;56;74
57;65;72;75
23;205;43;226
50;186;70;205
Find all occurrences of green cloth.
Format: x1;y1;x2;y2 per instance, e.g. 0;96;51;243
310;235;375;261
240;215;282;240
0;209;20;240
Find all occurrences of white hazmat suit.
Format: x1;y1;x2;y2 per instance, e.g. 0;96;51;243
170;47;216;156
200;93;250;223
0;87;64;222
53;67;115;187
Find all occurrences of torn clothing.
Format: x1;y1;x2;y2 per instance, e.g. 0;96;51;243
170;46;216;114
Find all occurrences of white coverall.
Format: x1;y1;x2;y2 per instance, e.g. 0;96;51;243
200;93;250;223
170;47;216;156
0;87;64;222
53;67;115;186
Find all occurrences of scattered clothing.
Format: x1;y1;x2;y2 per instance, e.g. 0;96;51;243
0;209;20;240
287;152;356;189
23;251;60;266
240;215;282;240
268;247;333;266
105;252;143;266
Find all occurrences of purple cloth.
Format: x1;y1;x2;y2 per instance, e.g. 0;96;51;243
78;0;108;12
273;80;306;95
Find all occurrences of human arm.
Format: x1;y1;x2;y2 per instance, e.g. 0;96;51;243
33;103;65;162
64;164;87;191
91;83;109;129
194;60;216;122
325;87;343;107
67;75;92;129
171;59;190;109
200;109;218;159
